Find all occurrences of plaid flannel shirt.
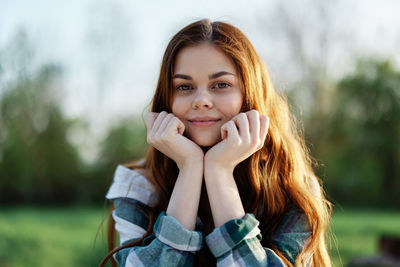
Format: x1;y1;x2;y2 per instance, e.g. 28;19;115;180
106;165;312;267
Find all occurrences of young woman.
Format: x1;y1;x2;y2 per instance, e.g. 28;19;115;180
101;19;332;267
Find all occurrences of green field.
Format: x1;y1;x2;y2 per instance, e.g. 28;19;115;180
0;206;399;266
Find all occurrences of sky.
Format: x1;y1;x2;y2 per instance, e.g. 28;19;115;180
1;0;273;118
1;0;399;160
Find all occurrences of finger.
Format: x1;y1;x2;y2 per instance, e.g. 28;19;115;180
155;113;175;137
150;111;168;135
221;120;240;141
146;112;158;131
221;123;227;140
246;110;260;141
169;116;185;135
232;113;250;140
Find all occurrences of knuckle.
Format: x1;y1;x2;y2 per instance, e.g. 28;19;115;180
160;132;168;140
261;114;268;123
147;135;154;144
249;109;258;116
238;113;247;119
233;138;241;146
161;130;173;141
249;110;260;121
154;133;163;142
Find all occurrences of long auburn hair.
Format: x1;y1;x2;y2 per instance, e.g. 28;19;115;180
101;19;332;267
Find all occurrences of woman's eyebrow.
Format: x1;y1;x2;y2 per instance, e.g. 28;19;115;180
208;71;235;79
172;71;235;80
172;74;192;80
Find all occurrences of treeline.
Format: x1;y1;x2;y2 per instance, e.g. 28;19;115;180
0;62;147;204
0;45;399;207
312;59;400;207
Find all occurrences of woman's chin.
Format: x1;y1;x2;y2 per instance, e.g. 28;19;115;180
192;137;220;147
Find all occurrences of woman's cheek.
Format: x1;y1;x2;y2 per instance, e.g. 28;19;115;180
171;97;187;117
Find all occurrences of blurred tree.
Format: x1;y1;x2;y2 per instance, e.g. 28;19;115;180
258;2;400;207
0;29;149;204
0;64;87;203
258;1;356;155
0;30;85;204
87;117;148;201
321;59;400;207
97;117;147;166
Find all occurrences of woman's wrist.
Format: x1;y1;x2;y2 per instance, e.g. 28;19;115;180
167;157;204;230
204;162;245;227
178;154;204;172
204;158;235;176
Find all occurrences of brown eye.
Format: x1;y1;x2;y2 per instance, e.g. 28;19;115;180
214;82;230;89
176;84;193;91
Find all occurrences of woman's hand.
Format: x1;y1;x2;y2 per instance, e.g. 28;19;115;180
203;110;268;226
146;111;204;170
148;111;204;230
204;110;269;173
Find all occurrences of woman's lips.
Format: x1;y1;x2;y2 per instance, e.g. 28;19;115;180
189;119;221;127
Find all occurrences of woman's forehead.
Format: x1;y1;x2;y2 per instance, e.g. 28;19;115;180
173;43;237;76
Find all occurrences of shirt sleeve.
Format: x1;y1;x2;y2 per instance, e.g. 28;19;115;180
106;165;204;267
205;208;312;266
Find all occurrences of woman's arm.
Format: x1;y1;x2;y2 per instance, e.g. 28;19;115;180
147;111;204;230
166;159;203;230
203;165;244;227
107;165;205;267
204;110;311;266
204;207;312;266
105;112;206;266
204;110;269;226
110;198;205;266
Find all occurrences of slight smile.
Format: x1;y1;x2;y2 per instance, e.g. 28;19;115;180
188;117;221;127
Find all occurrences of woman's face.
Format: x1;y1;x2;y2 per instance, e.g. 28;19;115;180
172;43;243;147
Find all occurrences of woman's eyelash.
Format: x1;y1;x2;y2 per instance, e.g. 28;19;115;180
213;82;231;89
175;82;232;91
176;84;193;91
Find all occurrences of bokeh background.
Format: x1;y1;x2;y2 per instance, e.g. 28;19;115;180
1;0;399;266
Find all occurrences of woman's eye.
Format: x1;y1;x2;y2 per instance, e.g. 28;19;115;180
214;82;230;89
176;84;192;91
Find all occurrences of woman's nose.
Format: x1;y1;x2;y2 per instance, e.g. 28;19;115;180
192;88;213;109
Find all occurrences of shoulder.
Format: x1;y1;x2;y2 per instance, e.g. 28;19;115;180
271;205;312;264
105;164;159;208
276;205;311;234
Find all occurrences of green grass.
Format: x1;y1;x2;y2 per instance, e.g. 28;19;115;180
0;205;112;267
329;208;400;266
0;206;399;266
